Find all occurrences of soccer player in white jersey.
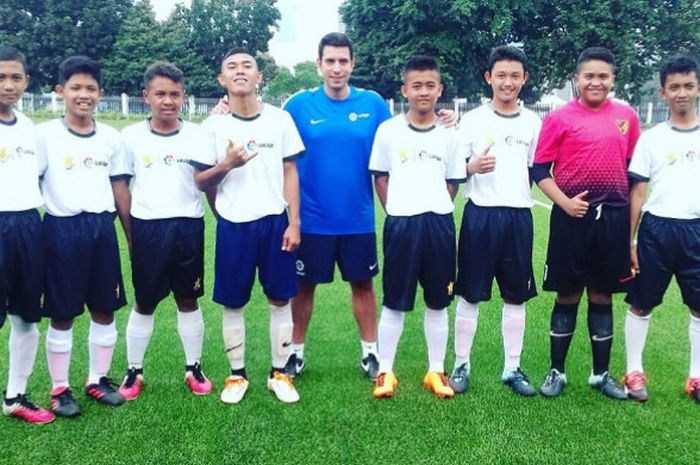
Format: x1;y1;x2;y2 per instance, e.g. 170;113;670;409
0;45;55;425
370;55;466;399
192;48;304;404
117;62;213;401
449;46;540;397
623;55;700;404
38;56;130;417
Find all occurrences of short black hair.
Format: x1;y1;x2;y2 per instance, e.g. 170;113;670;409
59;55;101;86
0;45;27;73
403;55;440;79
488;46;528;73
144;61;184;88
576;47;615;72
221;47;257;68
318;32;353;60
659;54;699;87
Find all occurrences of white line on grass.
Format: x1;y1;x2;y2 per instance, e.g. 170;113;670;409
533;199;553;210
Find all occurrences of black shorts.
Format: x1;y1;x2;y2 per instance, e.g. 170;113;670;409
626;214;700;311
543;204;632;294
0;210;44;326
43;212;127;319
131;217;205;308
455;202;537;304
296;232;378;284
382;213;455;311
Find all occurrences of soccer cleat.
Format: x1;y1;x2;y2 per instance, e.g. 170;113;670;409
267;371;300;403
85;377;126;406
220;375;249;404
589;371;627;400
540;369;567;397
284;353;305;378
360;353;379;381
118;367;144;401
3;393;55;425
685;377;700;404
423;372;455;398
50;386;81;417
373;372;398;398
623;371;649;402
448;363;470;394
185;363;213;395
503;368;537;397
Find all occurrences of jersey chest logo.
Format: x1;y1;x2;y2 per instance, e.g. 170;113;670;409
616;119;629;135
348;112;371;122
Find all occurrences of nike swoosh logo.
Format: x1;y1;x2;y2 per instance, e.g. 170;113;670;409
369;263;378;270
282;341;291;348
591;334;613;342
310;119;326;125
225;342;244;353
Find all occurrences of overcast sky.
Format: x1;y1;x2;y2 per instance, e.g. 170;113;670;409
151;0;345;69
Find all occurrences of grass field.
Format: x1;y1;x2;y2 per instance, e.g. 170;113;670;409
0;116;698;465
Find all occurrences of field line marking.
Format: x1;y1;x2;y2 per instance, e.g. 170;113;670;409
533;199;552;210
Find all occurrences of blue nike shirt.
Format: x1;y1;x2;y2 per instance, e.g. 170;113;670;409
284;85;391;235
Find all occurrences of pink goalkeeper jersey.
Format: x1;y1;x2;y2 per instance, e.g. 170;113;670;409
534;99;640;207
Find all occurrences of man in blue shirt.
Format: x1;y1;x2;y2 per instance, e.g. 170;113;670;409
284;33;389;380
284;33;454;381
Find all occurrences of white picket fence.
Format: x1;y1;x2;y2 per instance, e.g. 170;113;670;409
18;92;672;124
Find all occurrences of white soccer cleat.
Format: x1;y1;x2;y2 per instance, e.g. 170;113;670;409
220;375;249;404
267;371;300;403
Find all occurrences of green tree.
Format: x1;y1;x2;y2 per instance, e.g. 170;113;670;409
265;61;321;99
0;0;131;91
520;0;700;103
342;0;700;103
187;0;281;73
157;5;220;97
102;0;160;94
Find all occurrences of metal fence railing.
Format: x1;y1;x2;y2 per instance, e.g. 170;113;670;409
17;92;672;124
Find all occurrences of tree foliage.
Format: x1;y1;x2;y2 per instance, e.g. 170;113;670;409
342;0;700;103
0;0;131;91
187;0;281;74
265;61;321;99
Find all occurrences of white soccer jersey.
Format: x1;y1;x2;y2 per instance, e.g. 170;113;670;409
0;111;43;211
194;104;305;223
459;104;541;208
369;114;466;216
37;119;128;217
628;122;700;219
122;120;207;220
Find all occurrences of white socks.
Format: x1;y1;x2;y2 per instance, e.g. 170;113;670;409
5;315;40;398
46;326;73;390
424;307;448;373
177;308;204;366
88;321;118;385
690;315;700;378
454;297;478;369
223;307;245;371
377;306;405;373
361;340;378;359
126;308;154;369
269;302;293;369
502;303;526;375
625;309;651;374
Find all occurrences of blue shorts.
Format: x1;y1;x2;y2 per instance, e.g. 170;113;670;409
455;202;537;304
0;209;44;326
296;232;378;284
214;214;297;308
131;217;205;308
382;213;455;311
43;212;127;319
543;204;632;294
626;214;700;311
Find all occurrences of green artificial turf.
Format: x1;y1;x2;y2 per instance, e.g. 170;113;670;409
0;117;697;465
